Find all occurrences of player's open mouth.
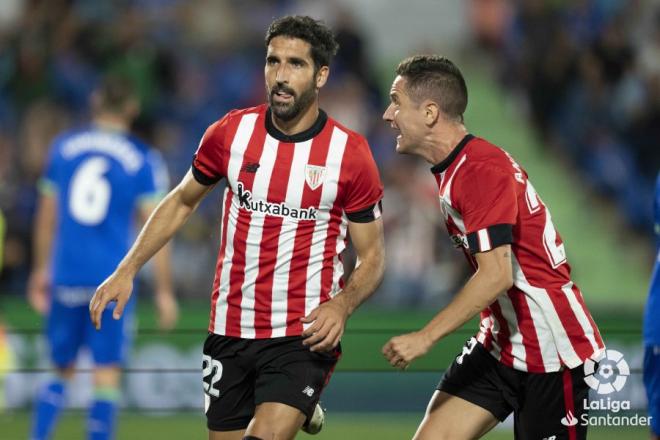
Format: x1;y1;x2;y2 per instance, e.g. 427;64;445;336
273;91;293;103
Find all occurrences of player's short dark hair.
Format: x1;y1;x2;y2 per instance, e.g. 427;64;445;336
396;55;468;122
96;74;136;113
265;15;339;70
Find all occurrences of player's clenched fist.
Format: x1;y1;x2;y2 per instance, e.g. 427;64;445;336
382;330;433;370
89;270;135;330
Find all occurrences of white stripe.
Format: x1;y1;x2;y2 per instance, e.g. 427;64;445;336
562;282;601;354
239;135;278;337
523;290;561;370
215;187;236;334
373;202;382;219
511;255;580;370
214;113;258;334
496;294;528;371
478;228;491;251
304;127;347;331
270;139;312;336
331;216;348;297
476;315;493;344
440;154;467;201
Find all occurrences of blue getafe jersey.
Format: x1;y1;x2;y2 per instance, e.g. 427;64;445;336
42;126;168;287
644;172;660;346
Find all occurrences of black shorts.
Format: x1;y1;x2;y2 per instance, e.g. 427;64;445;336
438;338;590;440
202;333;341;431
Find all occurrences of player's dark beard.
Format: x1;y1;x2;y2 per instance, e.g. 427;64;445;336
267;81;316;122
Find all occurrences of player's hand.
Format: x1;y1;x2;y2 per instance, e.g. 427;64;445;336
89;270;134;330
382;330;433;370
27;269;50;315
155;289;178;331
300;296;349;352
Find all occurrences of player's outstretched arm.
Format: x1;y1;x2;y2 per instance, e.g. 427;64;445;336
27;192;57;315
138;203;178;331
90;170;215;329
301;218;385;352
382;245;513;369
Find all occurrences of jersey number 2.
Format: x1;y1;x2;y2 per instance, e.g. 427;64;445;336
202;354;223;398
69;157;112;225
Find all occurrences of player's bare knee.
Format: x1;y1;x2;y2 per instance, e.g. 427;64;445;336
56;365;76;380
93;365;121;388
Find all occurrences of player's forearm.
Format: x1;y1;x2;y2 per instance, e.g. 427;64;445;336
422;270;510;344
152;242;174;294
333;247;385;316
116;188;196;277
32;195;56;271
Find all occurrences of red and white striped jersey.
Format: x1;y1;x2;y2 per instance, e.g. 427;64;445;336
192;104;383;338
433;134;604;373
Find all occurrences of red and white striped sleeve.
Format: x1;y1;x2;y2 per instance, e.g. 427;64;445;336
455;162;519;254
341;137;384;223
191;114;231;185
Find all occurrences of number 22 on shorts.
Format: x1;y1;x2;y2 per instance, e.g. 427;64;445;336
202;354;223;398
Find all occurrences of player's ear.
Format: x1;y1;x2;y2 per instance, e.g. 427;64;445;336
424;100;440;127
315;66;329;89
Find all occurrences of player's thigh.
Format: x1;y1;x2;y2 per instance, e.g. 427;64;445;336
47;300;86;368
253;337;340;426
515;366;589;440
244;402;306;440
413;391;499;440
87;301;134;366
208;429;245;440
644;345;660;437
203;334;257;432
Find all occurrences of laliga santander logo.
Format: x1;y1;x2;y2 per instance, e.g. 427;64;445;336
583;349;629;395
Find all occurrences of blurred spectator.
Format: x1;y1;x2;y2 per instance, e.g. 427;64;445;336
480;0;658;232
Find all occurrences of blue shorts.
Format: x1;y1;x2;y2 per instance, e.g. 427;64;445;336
644;345;660;436
47;286;135;368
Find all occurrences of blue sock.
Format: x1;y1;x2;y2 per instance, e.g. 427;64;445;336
87;388;120;440
31;379;66;440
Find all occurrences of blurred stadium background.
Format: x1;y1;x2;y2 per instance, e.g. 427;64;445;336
0;0;658;438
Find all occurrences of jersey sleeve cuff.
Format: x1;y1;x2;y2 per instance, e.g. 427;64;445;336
191;164;221;186
467;224;513;254
346;201;383;223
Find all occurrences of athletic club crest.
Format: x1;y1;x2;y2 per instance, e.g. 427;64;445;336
305;164;326;190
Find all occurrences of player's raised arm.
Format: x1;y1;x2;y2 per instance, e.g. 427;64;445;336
382;244;513;369
89;170;215;329
301;216;385;352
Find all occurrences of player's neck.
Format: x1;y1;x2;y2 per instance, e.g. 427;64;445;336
93;113;130;133
270;104;319;136
424;124;468;166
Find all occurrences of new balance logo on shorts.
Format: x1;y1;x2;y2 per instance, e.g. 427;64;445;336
302;386;315;397
237;182;318;220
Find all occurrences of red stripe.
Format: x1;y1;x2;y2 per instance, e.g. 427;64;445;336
319;207;343;304
253;142;294;337
224;115;267;337
546;286;595;362
508;288;545;372
490;301;514;367
285;129;333;336
207;114;243;333
562;368;577;440
208;188;234;333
